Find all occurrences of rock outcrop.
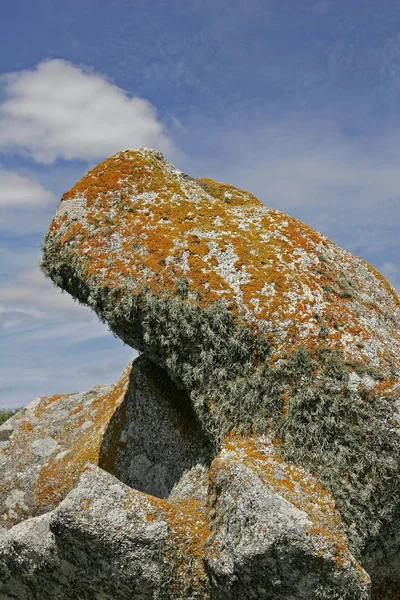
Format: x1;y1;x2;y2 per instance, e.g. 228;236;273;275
0;355;211;532
206;435;370;599
1;148;398;598
0;464;211;599
0;368;130;531
1;451;371;600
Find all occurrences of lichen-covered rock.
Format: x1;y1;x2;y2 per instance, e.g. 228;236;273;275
0;513;62;599
0;445;370;600
362;512;400;600
0;464;212;599
41;148;400;582
0;355;211;532
41;148;400;381
0;368;130;530
206;435;370;600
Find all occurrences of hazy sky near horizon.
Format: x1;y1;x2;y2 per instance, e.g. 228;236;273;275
0;0;399;408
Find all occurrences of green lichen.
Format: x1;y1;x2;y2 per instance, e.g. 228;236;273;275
314;583;368;600
276;345;400;556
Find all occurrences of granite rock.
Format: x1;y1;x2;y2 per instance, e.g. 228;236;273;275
0;369;130;530
0;450;370;599
0;355;211;531
3;148;398;597
205;436;370;599
0;464;211;599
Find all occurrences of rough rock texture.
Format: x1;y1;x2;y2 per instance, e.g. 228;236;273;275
0;355;211;532
205;436;370;600
100;354;212;498
41;148;400;380
1;148;398;598
0;464;211;599
0;453;369;599
0;369;130;530
40;147;400;579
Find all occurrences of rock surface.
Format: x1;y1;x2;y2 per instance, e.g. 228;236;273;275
41;148;399;563
1;148;398;598
100;354;212;498
0;355;211;531
41;148;400;383
206;436;370;600
0;464;211;599
0;368;130;530
0;452;369;599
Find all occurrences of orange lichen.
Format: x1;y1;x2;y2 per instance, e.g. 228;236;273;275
46;148;400;376
118;485;211;598
34;394;65;419
197;177;259;207
160;495;211;598
80;497;92;510
30;367;130;514
366;263;400;309
219;434;357;573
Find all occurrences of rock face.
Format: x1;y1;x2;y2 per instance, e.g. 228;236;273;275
100;354;212;499
0;465;211;599
206;435;370;600
1;148;398;598
1;453;371;600
0;368;130;530
0;355;211;532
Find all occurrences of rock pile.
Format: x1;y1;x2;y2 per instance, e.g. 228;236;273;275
1;148;399;599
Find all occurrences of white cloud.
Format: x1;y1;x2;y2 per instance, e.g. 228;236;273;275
0;59;174;164
0;265;118;347
19;319;110;344
0;170;56;207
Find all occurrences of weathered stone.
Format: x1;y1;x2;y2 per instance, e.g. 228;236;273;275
41;148;400;386
40;148;400;591
205;436;370;599
362;511;400;600
100;354;212;498
0;355;211;532
0;369;130;530
0;513;62;599
0;464;212;599
0;445;371;599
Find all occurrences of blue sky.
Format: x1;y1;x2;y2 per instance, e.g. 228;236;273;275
0;0;399;408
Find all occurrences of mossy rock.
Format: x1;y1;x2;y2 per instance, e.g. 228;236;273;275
41;148;400;594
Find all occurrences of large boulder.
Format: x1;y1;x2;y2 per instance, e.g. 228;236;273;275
0;464;211;599
0;453;370;599
40;147;400;580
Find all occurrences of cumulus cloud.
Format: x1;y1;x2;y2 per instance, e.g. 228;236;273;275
0;170;56;207
0;59;174;164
